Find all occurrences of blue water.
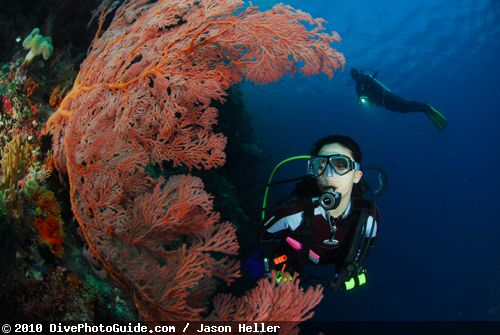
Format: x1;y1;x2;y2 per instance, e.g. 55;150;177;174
240;0;500;321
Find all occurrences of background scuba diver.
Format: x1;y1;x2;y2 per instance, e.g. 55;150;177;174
350;68;448;131
258;135;380;291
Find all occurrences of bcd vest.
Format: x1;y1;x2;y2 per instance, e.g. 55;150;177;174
276;197;378;279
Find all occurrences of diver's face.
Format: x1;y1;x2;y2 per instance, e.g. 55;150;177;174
316;143;362;199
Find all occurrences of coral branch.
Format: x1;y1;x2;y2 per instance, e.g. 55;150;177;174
44;0;344;321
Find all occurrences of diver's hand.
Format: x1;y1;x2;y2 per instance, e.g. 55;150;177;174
242;251;267;280
329;280;346;292
263;257;273;278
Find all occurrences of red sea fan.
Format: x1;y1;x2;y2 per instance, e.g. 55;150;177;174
43;0;344;321
211;271;324;320
209;271;324;334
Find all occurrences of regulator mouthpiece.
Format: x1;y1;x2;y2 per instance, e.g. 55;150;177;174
319;188;342;210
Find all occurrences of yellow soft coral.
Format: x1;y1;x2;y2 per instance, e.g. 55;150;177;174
0;135;32;217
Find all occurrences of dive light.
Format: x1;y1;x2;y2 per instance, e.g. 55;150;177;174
359;96;369;106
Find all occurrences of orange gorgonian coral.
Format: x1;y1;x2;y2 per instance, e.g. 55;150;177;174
43;0;344;321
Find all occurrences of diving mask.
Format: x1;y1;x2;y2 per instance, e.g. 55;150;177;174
307;154;360;177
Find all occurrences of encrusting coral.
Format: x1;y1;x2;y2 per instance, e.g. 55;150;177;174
0;67;65;258
0;54;134;321
31;188;65;257
43;0;345;323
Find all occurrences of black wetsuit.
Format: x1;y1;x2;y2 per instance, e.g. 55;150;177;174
351;68;431;114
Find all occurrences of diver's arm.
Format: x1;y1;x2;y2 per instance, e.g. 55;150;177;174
264;211;303;233
354;215;378;267
260;199;306;273
372;77;392;93
356;73;385;104
261;211;303;261
260;230;283;273
363;215;377;238
262;196;309;233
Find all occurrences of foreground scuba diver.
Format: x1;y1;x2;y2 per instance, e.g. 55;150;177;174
350;68;448;131
258;135;381;291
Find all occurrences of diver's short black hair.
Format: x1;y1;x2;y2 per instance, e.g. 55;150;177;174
311;135;362;163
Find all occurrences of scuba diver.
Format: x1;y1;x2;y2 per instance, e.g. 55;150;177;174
350;68;448;131
255;135;382;292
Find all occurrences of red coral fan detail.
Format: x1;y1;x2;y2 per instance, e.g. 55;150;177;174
43;0;344;321
210;271;324;334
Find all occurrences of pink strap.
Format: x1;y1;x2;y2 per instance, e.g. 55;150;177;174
285;236;302;251
308;250;320;264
